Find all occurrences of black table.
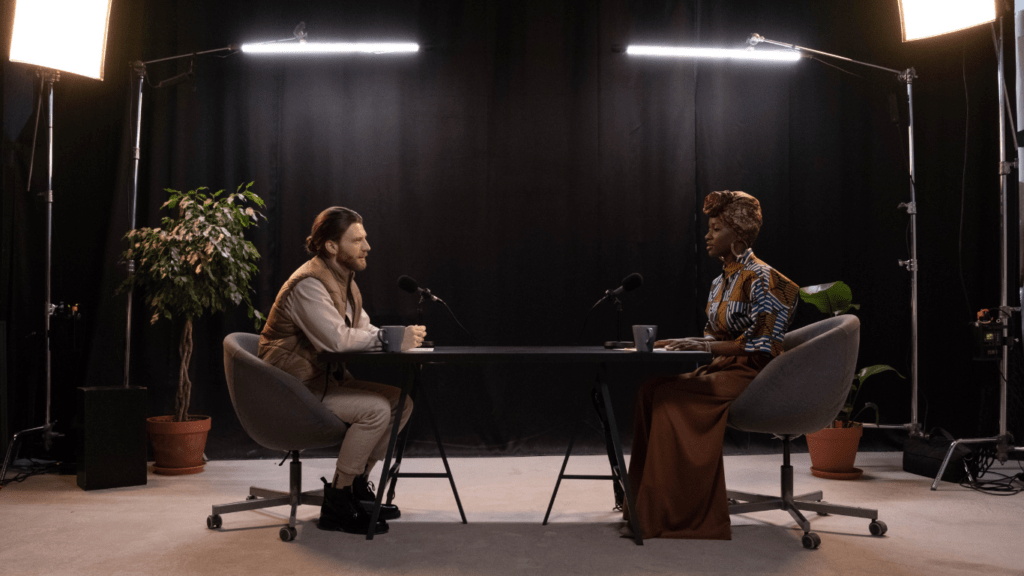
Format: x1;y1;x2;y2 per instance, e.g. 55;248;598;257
319;346;709;544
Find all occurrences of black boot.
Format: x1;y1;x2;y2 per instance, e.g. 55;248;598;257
318;477;389;535
352;475;401;520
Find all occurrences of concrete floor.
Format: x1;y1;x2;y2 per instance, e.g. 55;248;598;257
2;452;1022;576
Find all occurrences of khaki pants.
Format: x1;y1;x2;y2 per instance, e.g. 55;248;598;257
306;376;414;487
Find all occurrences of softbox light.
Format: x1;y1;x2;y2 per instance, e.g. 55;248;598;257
898;0;996;42
8;0;113;80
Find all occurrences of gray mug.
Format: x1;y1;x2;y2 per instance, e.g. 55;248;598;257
377;326;406;353
633;325;657;353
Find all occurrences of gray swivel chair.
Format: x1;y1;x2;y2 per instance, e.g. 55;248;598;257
726;315;888;549
207;333;349;542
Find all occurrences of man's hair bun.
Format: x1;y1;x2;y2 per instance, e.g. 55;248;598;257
306;207;363;258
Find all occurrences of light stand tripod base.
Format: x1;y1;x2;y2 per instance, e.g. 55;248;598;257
930;435;1019;491
0;423;61;489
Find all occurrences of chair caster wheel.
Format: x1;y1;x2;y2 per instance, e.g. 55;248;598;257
207;515;222;530
727;498;738;505
816;511;830;516
246;494;258;501
869;520;887;536
280;526;297;542
802;532;821;549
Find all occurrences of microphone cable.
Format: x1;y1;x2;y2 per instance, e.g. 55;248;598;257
437;298;473;341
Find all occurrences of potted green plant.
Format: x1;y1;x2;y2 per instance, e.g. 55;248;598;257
799;282;904;479
120;182;265;474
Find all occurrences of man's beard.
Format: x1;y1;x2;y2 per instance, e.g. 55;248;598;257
336;250;367;272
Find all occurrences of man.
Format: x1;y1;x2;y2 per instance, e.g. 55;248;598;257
259;206;426;535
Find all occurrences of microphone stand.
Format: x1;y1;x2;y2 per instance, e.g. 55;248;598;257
411;289;472;346
605;294;630;349
575;291;632;348
416;292;433;348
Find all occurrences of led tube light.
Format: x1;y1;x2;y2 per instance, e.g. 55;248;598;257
625;45;800;61
241;42;420;55
8;0;113;80
897;0;995;42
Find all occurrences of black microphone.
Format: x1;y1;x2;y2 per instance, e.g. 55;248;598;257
397;274;417;293
397;275;472;340
606;273;643;298
576;273;644;345
398;275;439;302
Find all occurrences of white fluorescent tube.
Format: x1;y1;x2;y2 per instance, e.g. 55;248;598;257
241;42;420;54
626;45;800;62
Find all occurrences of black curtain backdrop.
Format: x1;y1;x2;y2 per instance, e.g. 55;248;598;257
2;0;1021;461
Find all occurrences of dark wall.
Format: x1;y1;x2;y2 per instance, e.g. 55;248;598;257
2;0;1021;460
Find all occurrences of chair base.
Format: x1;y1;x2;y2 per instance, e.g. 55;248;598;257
207;451;321;542
727;436;887;549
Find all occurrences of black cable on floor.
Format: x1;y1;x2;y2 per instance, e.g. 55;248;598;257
959;446;1024;496
0;458;61;488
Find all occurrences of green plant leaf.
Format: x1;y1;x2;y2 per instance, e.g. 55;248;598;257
856;364;904;385
118;182;267;418
799;281;855;315
850;402;880;425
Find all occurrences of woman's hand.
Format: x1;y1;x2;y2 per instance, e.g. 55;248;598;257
655;338;710;351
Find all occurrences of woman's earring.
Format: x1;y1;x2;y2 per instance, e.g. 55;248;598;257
730;241;746;258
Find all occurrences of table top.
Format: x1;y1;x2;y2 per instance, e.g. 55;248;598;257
320;346;711;364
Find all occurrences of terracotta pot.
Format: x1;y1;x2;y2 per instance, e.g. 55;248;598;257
146;415;211;475
805;421;863;480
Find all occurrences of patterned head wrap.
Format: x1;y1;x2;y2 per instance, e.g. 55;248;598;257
702;190;762;248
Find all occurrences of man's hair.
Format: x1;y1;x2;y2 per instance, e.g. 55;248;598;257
305;207;363;258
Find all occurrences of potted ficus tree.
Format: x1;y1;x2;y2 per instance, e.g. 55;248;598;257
799;282;904;479
120;182;265;475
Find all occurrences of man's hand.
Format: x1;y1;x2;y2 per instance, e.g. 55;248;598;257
402;325;427;351
655;337;709;351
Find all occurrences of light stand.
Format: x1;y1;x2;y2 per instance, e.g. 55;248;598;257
2;0;112;489
0;71;63;487
747;34;924;438
932;16;1024;489
121;32;420;387
625;36;923;436
122;46;237;388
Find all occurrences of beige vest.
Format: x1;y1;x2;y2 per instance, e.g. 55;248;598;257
258;256;363;383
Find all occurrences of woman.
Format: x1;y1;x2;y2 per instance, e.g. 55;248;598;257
624;190;799;540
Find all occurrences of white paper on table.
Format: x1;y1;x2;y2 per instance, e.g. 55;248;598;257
618;348;687;353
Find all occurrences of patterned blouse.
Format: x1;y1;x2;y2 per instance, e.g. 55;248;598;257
704;248;799;358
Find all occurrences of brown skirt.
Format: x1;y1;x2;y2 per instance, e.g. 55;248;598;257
626;353;769;540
